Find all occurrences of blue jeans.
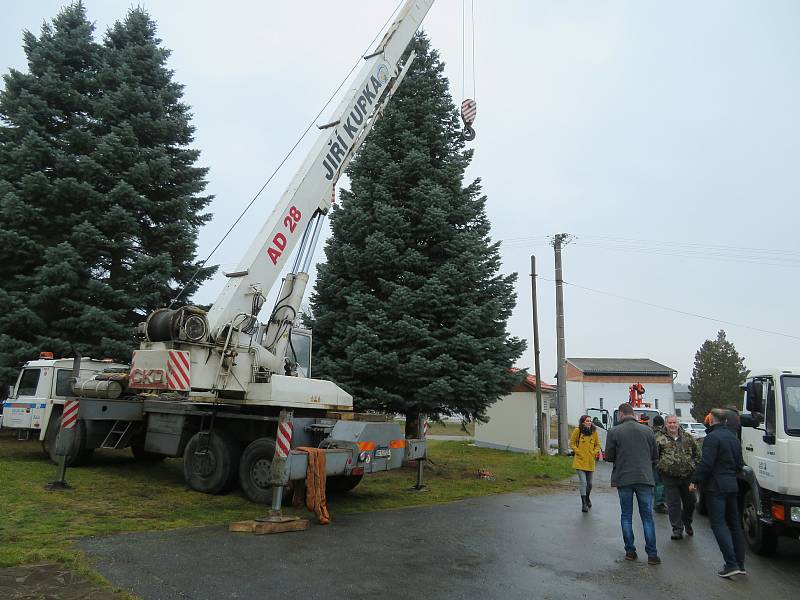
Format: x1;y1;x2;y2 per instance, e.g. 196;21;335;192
617;485;658;557
705;491;746;569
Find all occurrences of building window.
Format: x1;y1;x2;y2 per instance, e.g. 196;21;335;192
675;408;682;417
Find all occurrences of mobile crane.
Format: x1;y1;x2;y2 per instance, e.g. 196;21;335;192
27;0;437;502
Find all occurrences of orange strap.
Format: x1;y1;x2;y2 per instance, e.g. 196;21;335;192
294;447;331;525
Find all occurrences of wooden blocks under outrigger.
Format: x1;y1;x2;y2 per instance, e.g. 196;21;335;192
229;516;309;535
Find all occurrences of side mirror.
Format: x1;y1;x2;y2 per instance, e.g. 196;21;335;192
745;381;764;413
763;433;776;445
740;413;763;429
602;413;608;425
592;417;606;430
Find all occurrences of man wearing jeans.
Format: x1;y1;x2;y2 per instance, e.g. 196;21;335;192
604;402;660;564
690;409;747;578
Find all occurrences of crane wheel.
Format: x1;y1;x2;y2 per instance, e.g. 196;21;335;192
239;437;284;504
43;408;94;467
183;430;241;494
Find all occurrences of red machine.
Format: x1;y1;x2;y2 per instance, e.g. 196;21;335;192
629;382;646;407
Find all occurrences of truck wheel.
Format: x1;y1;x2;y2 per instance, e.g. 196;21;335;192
183;430;241;494
743;490;779;556
44;409;94;467
239;438;280;504
326;474;363;494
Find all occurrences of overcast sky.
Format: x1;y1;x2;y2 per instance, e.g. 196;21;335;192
3;1;799;387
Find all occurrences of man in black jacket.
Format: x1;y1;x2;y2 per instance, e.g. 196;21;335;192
690;409;747;578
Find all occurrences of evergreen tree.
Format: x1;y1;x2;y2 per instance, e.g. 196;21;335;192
309;33;524;435
689;330;748;421
0;3;213;390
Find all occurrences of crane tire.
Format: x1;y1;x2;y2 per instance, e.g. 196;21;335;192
44;408;94;467
239;437;280;504
183;430;242;494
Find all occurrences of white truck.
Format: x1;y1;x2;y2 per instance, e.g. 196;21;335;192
1;354;128;465
587;406;667;452
25;0;436;503
739;371;800;555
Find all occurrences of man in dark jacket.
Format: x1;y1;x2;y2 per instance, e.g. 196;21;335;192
690;409;747;578
605;402;660;564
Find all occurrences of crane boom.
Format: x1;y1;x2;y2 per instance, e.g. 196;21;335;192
134;0;436;406
207;0;435;338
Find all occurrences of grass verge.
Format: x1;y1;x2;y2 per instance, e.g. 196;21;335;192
0;431;571;571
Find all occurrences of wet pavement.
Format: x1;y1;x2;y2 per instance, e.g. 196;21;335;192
75;462;800;600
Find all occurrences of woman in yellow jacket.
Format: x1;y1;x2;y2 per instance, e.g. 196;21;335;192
570;414;602;513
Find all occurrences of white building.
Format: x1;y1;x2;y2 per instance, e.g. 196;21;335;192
564;358;677;427
673;383;693;422
474;373;556;453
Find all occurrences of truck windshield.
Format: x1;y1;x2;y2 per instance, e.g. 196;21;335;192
55;369;73;397
782;376;800;435
16;369;41;397
288;331;311;378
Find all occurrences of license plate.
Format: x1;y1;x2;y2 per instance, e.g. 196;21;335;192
374;447;391;459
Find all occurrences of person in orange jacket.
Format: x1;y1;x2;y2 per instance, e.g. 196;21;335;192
570;414;602;512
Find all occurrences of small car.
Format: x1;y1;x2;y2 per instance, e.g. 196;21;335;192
680;422;707;439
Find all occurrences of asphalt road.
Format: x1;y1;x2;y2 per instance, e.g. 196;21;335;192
79;463;799;600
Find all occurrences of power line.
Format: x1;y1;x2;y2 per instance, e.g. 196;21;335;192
537;276;800;342
499;236;800;269
575;234;800;257
501;234;800;258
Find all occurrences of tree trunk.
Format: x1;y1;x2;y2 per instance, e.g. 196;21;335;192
405;410;421;439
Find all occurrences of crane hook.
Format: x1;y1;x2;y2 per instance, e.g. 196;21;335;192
461;98;476;141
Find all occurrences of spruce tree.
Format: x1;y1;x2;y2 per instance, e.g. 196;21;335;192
689;330;749;421
0;3;213;390
309;33;524;435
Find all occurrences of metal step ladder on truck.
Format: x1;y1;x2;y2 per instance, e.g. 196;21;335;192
1;354;129;465
24;0;438;503
739;371;800;555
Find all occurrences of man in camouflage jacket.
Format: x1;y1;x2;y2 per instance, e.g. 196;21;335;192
655;415;701;539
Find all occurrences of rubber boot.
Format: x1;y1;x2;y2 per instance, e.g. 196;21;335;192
586;486;592;508
581;495;589;513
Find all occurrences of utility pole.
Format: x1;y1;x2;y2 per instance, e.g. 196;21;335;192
530;255;546;455
552;233;571;455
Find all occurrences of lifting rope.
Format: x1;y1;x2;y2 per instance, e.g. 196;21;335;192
460;0;477;142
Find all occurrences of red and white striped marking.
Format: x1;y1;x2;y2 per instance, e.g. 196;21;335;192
167;351;191;391
61;399;79;430
422;419;429;439
276;421;293;458
461;99;477;124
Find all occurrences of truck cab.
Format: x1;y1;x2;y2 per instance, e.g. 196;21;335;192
1;354;128;463
739;370;800;555
587;406;666;453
